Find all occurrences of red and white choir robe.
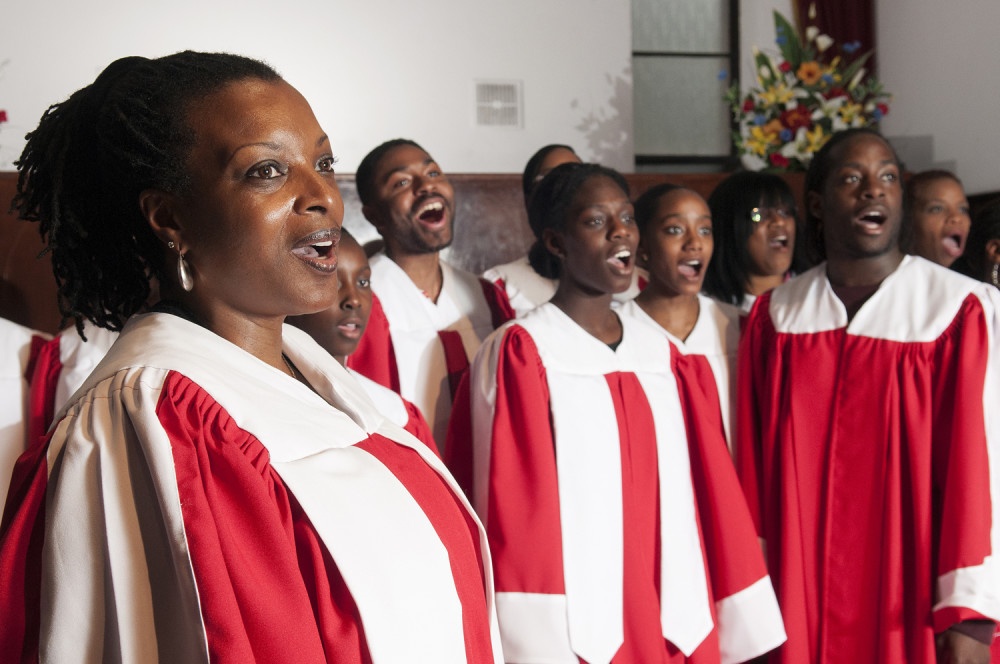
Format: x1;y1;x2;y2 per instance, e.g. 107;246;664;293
25;320;118;449
0;312;503;664
347;254;513;448
0;318;49;507
452;302;785;664
348;368;439;456
737;255;1000;664
483;255;646;318
620;296;740;447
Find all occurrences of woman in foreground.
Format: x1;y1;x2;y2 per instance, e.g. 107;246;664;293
0;51;501;663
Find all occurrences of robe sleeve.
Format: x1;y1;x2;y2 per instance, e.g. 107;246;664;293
673;348;786;662
0;428;50;663
734;293;771;536
931;292;1000;631
346;293;400;392
467;326;578;657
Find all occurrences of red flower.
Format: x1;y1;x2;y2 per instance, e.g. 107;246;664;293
823;87;847;100
769;153;790;168
742;98;755;113
876;103;889;117
780;106;812;131
778;61;792;73
0;110;7;124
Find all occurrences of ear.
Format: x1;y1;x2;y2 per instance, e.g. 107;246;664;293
140;188;185;249
542;227;564;260
637;238;649;265
985;238;1000;263
361;203;386;235
807;189;823;222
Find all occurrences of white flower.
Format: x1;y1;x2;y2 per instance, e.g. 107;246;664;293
808;3;817;20
740;153;768;171
816;34;834;52
848;67;866;90
806;26;819;43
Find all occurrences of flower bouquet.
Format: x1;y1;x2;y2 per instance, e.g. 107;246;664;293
725;6;891;171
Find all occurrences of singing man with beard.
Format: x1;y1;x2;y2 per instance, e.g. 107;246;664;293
349;139;513;452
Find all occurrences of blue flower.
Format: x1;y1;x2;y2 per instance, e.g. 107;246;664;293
718;69;728;81
822;74;834;84
776;35;788;46
780;129;793;142
873;108;884;121
843;41;862;54
753;114;767;126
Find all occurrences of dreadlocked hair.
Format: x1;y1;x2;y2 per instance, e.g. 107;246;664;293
12;51;280;336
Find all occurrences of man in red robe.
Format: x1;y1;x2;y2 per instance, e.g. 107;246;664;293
347;139;512;452
737;129;999;664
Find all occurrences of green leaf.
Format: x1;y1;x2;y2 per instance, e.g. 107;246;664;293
774;10;804;67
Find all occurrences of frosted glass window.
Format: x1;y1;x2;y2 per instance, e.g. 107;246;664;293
632;0;729;53
633;56;731;156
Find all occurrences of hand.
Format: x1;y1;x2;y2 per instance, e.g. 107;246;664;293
936;629;991;664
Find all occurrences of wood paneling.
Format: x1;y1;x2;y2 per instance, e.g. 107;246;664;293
2;170;807;334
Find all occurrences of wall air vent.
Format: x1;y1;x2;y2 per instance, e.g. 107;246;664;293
475;80;523;128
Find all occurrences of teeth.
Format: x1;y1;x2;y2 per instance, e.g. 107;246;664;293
419;200;443;214
312;240;333;248
685;260;701;267
614;249;631;259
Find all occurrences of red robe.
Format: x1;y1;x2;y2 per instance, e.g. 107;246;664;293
0;312;503;663
348;368;439;457
25;321;118;449
737;256;1000;663
1;318;49;508
347;255;513;449
451;302;784;664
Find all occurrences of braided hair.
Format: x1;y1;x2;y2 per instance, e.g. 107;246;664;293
526;162;629;279
12;51;280;336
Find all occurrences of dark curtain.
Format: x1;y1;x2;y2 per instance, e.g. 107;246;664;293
793;0;877;72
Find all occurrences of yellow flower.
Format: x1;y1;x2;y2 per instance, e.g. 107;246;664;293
746;125;779;156
839;100;863;123
805;124;828;153
760;82;794;106
796;61;823;85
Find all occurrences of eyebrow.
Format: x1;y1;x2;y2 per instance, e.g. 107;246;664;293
840;159;898;169
227;134;330;164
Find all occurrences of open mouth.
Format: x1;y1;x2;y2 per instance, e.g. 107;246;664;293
942;233;965;257
607;248;633;271
336;319;364;339
415;199;446;224
291;229;339;273
857;210;886;232
769;234;790;249
678;259;703;279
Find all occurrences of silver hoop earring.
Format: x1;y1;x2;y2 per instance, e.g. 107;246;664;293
992;262;999;288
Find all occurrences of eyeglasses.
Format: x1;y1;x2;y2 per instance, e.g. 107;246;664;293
750;207;796;224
